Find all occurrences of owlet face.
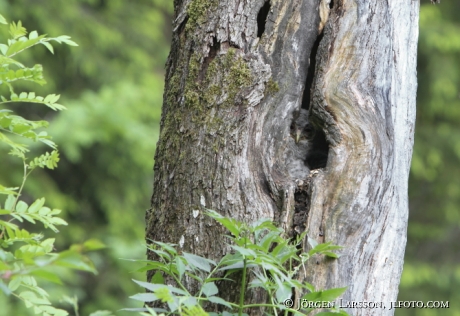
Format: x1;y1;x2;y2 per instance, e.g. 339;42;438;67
291;109;313;143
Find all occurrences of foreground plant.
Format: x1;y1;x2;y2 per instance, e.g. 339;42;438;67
126;209;349;316
0;14;106;316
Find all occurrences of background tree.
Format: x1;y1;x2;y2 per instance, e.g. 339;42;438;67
147;0;418;315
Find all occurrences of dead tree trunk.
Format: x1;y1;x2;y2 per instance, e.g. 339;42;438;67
147;0;418;315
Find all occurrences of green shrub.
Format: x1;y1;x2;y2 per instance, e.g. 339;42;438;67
127;210;349;316
0;14;108;316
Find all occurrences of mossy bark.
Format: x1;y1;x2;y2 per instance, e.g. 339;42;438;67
147;0;418;315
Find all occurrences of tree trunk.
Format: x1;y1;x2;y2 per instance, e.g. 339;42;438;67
146;0;418;315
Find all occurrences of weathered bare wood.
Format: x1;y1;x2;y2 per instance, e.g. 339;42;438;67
301;1;419;315
147;0;418;315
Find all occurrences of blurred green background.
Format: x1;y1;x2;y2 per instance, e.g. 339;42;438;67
0;0;172;314
0;1;458;315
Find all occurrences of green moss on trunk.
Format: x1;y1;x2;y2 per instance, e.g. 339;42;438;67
187;0;218;31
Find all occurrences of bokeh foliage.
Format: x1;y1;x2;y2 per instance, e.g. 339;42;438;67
0;0;457;315
0;0;172;314
397;2;460;316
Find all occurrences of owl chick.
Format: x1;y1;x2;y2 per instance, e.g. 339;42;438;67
285;109;313;180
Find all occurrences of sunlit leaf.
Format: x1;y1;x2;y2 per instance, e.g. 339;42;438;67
183;252;215;272
202;282;218;297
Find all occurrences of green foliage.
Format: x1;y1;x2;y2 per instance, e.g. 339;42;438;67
127;210;349;316
2;194;67;232
61;295;115;316
0;14;106;316
0;1;171;313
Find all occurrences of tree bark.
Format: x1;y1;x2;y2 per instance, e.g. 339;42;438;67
147;0;418;315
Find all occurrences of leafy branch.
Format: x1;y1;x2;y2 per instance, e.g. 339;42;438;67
0;13;107;316
125;210;349;316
